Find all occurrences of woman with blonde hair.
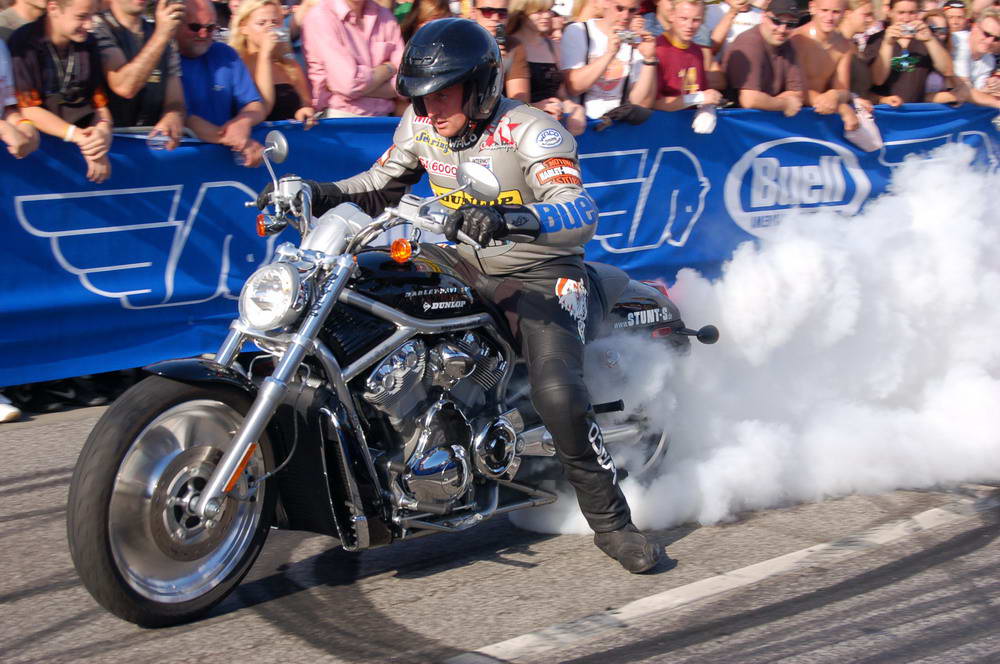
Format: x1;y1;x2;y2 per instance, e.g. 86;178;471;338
230;0;316;126
507;0;587;134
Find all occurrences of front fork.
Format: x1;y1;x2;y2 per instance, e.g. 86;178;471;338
192;255;356;519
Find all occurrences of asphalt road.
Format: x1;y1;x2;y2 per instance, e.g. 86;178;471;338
2;407;998;663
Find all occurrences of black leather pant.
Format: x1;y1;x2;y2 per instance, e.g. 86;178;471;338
421;245;632;533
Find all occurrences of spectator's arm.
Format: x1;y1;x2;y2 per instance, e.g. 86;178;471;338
251;52;277;117
101;1;182;99
739;89;791;111
710;8;738;53
869;30;897;86
150;75;185;149
506;44;530;103
921;27;954;77
0;105;39;158
560;24;623;97
185;113;223;143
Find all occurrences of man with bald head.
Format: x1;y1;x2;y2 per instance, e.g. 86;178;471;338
178;0;264;165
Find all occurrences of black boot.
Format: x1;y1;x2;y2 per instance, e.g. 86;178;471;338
594;523;663;573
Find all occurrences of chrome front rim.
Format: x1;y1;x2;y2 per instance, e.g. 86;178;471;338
108;399;265;603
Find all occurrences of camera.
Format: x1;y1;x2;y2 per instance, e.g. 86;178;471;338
615;30;642;45
495;24;507;48
900;24;916;36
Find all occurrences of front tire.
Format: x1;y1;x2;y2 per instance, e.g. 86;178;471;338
67;376;276;627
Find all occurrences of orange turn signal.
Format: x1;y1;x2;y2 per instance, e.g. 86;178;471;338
256;214;267;237
390;238;413;263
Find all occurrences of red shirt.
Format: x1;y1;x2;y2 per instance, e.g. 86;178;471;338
654;32;708;97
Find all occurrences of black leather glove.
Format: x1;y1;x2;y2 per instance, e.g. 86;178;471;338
443;205;507;246
255;178;327;211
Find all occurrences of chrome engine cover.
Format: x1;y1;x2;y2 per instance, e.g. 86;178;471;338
472;415;521;480
400;399;474;508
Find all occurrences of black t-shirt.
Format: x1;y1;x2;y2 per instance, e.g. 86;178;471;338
862;30;936;102
9;18;108;126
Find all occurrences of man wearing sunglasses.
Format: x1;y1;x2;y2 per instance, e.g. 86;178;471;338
177;0;266;165
862;0;953;105
722;0;805;116
559;0;659;118
471;0;531;104
950;7;1000;105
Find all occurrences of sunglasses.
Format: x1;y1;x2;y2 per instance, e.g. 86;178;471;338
767;14;798;27
943;0;965;7
981;26;1000;40
615;4;641;13
187;22;220;34
929;25;948;33
477;6;508;18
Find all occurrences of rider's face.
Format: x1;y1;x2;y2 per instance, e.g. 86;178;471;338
423;84;468;138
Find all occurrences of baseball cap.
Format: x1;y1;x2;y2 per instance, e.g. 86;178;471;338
768;0;803;18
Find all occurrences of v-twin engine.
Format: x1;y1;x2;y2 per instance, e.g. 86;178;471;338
361;332;519;515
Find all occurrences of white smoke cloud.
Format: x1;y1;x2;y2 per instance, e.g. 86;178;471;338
513;143;1000;535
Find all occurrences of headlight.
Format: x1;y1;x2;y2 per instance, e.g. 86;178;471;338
238;263;303;330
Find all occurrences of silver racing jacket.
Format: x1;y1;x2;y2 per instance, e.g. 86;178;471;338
333;98;598;276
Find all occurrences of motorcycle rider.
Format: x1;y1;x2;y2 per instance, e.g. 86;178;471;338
258;18;663;573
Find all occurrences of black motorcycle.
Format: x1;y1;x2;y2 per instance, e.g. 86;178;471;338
67;132;718;626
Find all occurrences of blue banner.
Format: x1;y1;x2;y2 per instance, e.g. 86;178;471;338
1;104;997;386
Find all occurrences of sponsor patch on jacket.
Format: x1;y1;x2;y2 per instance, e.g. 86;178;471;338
536;128;563;149
413;115;433;125
470;156;493;171
480;117;519;150
430;182;524;209
536;158;582;186
415;130;451;154
555;277;588;343
419;156;458;178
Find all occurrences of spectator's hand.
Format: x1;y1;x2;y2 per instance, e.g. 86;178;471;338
261;26;279;58
75;126;111;158
814;89;840;114
727;0;751;13
239;139;264;168
780;92;803;117
879;94;903;107
295;106;317;129
839;104;859;131
535;96;563;119
154;0;185;38
150;113;184;150
855;97;874;114
636;30;657;59
912;21;933;42
702;88;723;106
606;30;623;56
0;120;34;158
885;23;903;44
218;116;252;151
84;154;111;183
983;77;1000;96
564;105;587;135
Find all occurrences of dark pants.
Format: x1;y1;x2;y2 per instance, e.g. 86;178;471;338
421;245;632;533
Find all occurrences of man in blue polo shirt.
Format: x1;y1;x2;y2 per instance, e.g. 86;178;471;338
178;0;264;165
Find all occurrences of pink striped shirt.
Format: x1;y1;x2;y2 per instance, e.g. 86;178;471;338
301;0;403;116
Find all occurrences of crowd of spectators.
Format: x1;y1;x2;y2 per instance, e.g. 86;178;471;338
0;0;998;420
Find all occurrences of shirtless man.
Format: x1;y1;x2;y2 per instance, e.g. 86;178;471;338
791;0;865;130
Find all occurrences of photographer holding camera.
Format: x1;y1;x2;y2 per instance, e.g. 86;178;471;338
863;0;954;104
559;0;658;118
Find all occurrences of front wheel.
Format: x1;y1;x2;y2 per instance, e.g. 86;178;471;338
67;376;276;627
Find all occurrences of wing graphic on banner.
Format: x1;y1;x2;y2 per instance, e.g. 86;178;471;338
15;181;276;309
582;147;710;254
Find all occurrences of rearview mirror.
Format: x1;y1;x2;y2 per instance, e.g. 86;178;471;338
457;162;501;202
264;130;289;164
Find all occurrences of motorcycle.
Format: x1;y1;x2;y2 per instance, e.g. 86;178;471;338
67;132;718;627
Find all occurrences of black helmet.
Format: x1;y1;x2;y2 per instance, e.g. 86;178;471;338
396;19;503;144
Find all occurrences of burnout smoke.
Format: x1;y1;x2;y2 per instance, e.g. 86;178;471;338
514;144;1000;534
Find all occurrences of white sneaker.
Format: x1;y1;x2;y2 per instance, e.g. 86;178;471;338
0;392;21;423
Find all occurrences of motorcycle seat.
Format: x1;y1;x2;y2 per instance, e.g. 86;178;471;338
585;261;629;320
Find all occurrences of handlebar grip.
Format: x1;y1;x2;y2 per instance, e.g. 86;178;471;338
456;230;482;250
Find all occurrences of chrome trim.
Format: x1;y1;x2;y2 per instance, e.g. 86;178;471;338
319;407;370;549
339;289;492;334
343;328;417;383
518;424;556;457
215;324;245;368
398;480;556;533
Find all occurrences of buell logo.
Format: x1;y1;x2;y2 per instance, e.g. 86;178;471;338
723;138;871;237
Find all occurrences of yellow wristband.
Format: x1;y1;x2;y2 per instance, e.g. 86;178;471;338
17;118;35;127
63;124;76;142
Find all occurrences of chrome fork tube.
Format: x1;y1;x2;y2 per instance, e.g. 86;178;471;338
194;255;356;519
215;323;245;368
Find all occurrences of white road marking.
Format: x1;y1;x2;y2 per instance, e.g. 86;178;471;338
446;495;994;664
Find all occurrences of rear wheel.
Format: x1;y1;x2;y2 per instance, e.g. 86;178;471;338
67;376;276;627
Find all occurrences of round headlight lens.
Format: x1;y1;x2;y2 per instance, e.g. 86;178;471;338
238;263;301;330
